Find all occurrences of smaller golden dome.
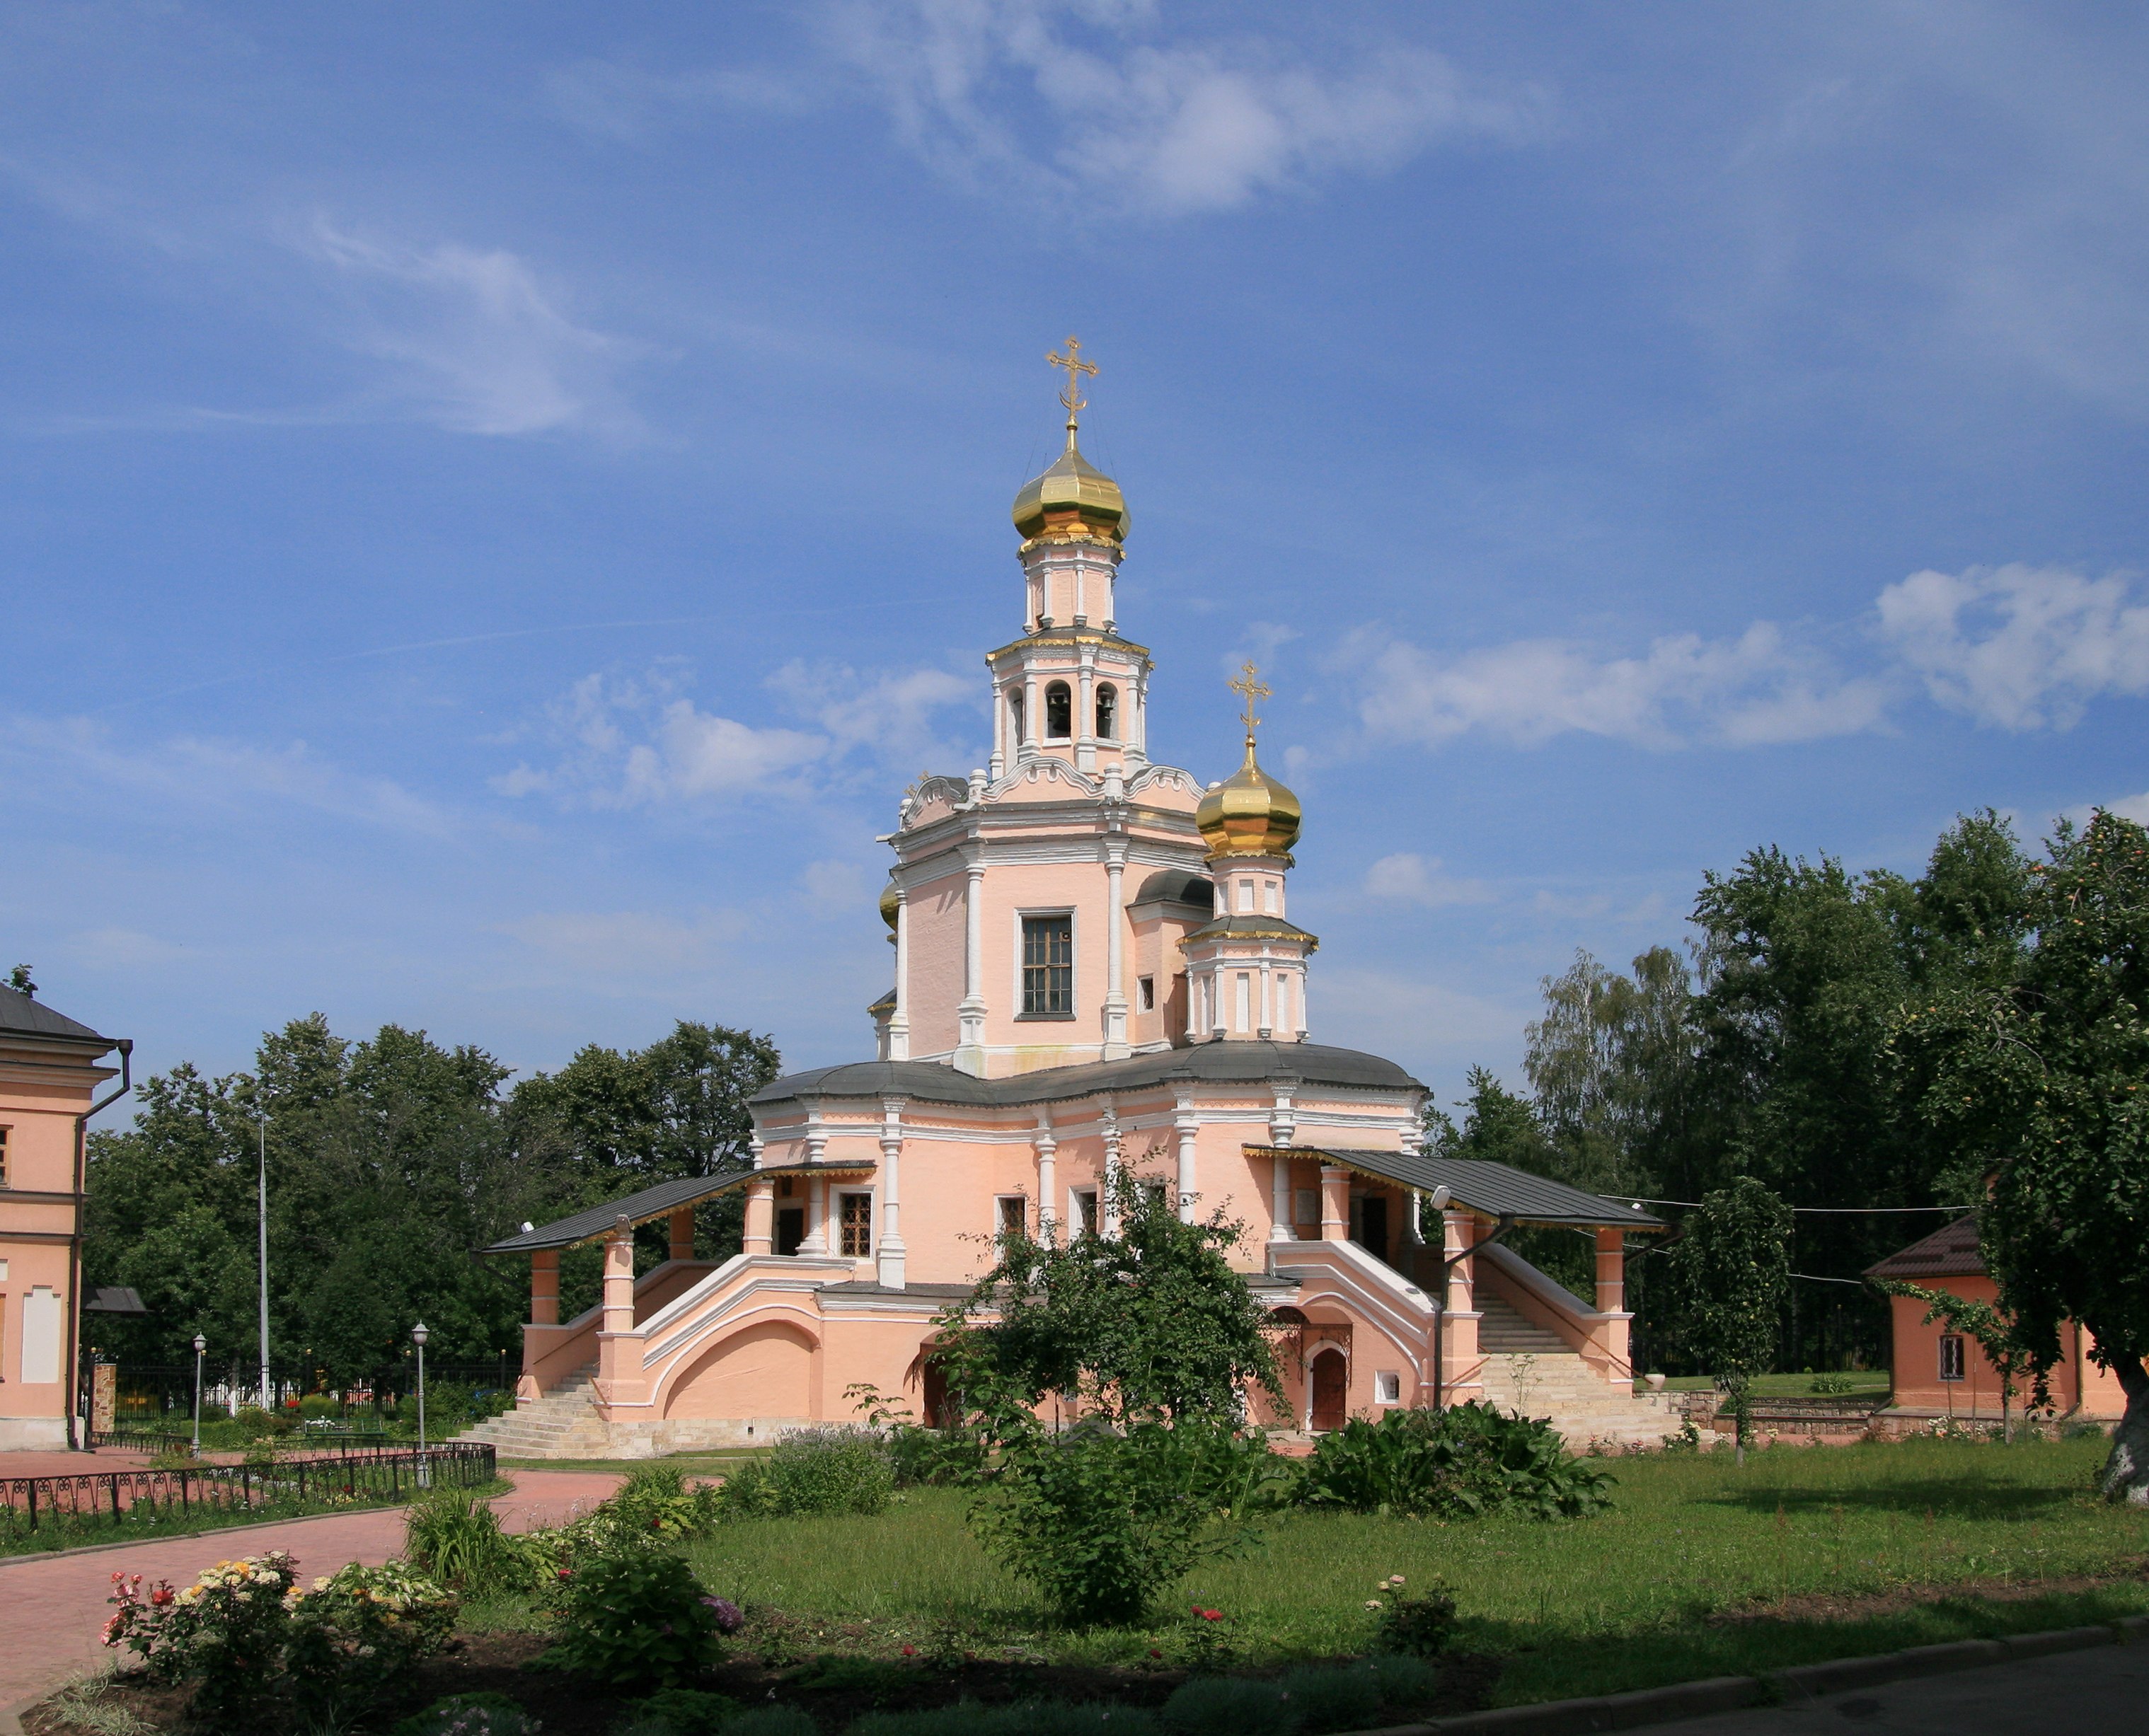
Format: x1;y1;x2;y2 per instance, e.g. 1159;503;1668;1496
1197;737;1301;860
879;879;901;932
1011;438;1129;543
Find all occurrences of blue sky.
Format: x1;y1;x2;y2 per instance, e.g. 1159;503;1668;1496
4;2;2147;1110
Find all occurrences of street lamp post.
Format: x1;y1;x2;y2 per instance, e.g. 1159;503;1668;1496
191;1333;206;1457
412;1322;430;1488
255;1115;271;1411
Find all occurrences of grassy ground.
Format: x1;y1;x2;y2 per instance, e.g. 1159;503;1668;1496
1646;1372;1892;1396
450;1435;2149;1706
0;1478;514;1560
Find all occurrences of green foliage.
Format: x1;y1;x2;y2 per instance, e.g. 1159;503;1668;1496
1276;1662;1383;1733
935;1163;1283;1431
1664;1179;1793;1453
284;1558;460;1725
613;1686;739;1735
1809;1372;1855;1395
404;1488;540;1595
103;1549;301;1728
714;1428;896;1519
1887;809;2149;1500
393;1693;541;1736
1296;1403;1613;1520
719;1711;821;1736
852;1706;1158;1736
1370;1573;1458;1657
1366;1652;1444;1708
847;1384;989;1486
609;1463;728;1536
1159;1675;1294;1736
555;1549;722;1688
969;1421;1260;1626
1876;1281;2049;1439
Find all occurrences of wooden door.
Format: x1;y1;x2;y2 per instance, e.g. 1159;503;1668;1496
1310;1348;1348;1432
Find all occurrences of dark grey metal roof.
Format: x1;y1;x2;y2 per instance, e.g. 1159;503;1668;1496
1131;869;1214;907
752;1041;1422;1111
481;1165;754;1255
1261;1146;1665;1230
0;984;115;1048
86;1286;150;1314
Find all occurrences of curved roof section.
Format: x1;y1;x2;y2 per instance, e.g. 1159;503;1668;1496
1182;915;1320;948
753;1041;1422;1111
1132;869;1215;907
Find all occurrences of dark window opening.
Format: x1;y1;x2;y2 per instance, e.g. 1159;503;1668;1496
1022;913;1073;1014
1138;974;1156;1011
1044;681;1072;739
1095;683;1118;740
1009;688;1025;743
1354;1195;1389;1264
1939;1333;1966;1382
776;1208;805;1256
998;1196;1027;1237
1074;1188;1100;1237
841;1193;872;1258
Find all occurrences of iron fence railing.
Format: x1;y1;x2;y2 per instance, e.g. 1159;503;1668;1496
0;1442;496;1534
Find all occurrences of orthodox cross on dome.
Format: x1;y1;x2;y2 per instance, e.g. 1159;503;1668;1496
1230;659;1272;741
1045;336;1097;445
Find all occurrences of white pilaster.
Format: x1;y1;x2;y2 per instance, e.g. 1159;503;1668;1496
955;843;987;1075
889;886;910;1060
801;1173;828;1254
877;1095;906;1289
1033;1109;1059;1246
1076;648;1096;773
1102;840;1129;1059
1269;1082;1297;1243
1173;1083;1199;1222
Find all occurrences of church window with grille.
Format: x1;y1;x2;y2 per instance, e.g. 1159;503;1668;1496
1938;1333;1966;1382
1044;681;1072;739
840;1192;872;1258
1095;683;1118;740
1022;913;1073;1014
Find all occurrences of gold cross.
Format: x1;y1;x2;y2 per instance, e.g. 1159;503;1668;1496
1229;659;1272;737
1045;335;1097;435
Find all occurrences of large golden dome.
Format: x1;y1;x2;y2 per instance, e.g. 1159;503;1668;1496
1011;437;1128;543
1197;737;1301;860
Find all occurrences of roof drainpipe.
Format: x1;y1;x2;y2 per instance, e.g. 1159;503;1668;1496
66;1038;133;1453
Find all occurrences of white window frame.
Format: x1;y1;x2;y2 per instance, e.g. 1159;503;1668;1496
994;1193;1029;1238
1938;1333;1966;1383
1137;973;1156;1012
1373;1370;1402;1405
1070;1186;1101;1238
1013;905;1078;1019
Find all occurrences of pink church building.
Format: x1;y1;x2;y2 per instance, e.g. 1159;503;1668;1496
478;366;1681;1458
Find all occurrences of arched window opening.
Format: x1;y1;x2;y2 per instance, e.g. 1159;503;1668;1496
1044;681;1072;739
1008;688;1026;744
1095;683;1118;741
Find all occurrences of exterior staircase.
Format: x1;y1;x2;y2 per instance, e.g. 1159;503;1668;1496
456;1365;615;1459
1472;1295;1682;1449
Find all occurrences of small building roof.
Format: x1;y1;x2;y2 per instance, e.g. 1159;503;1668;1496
86;1286;150;1315
1865;1212;1984;1280
481;1166;754;1256
0;983;117;1050
1250;1145;1666;1231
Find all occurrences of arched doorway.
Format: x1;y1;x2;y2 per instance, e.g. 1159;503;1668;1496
1309;1347;1348;1433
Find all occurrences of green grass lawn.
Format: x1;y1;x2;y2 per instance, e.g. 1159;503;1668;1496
1644;1372;1892;1396
623;1435;2148;1706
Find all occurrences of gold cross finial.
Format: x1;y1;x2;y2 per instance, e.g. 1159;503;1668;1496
1045;335;1097;446
1229;659;1272;741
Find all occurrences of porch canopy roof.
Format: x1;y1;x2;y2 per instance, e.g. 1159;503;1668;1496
1247;1145;1666;1232
481;1164;755;1256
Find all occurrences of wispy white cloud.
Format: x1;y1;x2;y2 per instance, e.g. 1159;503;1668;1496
300;219;641;436
822;0;1545;216
1363;852;1492;909
1348;620;1889;752
498;659;980;807
1875;562;2149;730
3;714;455;835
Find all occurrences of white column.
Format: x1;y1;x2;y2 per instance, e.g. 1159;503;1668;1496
889;887;910;1061
1269;1082;1297;1244
1034;1109;1059;1246
1100;1099;1122;1234
1173;1084;1199;1223
1128;668;1148;765
877;1096;906;1289
989;678;1006;780
1022;671;1040;755
1076;653;1096;773
1102;842;1129;1059
1259;963;1274;1038
955;845;987;1074
801;1174;828;1254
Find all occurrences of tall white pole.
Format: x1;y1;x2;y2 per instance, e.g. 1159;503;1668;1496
256;1116;270;1411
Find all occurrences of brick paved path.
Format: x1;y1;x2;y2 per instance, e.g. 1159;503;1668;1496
0;1469;623;1721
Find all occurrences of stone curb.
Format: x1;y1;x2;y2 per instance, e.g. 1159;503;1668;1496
1356;1611;2149;1735
7;1611;2145;1736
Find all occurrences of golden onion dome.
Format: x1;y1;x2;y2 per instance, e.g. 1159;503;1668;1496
1196;737;1302;860
879;879;901;932
1011;436;1129;543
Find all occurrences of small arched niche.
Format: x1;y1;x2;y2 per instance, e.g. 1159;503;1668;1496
1044;681;1072;740
1095;683;1118;741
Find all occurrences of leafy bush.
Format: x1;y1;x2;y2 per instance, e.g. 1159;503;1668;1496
720;1711;820;1736
1277;1662;1382;1734
394;1692;541;1736
885;1420;989;1487
612;1686;738;1735
286;1559;459;1725
1297;1403;1611;1520
554;1551;721;1688
853;1703;1159;1736
1811;1372;1855;1395
1366;1652;1443;1710
1369;1574;1457;1658
608;1464;727;1538
405;1488;539;1595
972;1422;1256;1625
1159;1675;1294;1736
715;1428;895;1519
299;1394;342;1420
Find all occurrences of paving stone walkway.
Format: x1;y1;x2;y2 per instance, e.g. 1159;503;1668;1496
0;1469;623;1723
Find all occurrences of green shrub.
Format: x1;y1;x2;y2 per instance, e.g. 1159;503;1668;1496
972;1423;1252;1626
1369;1573;1457;1657
768;1425;897;1515
103;1549;301;1726
286;1558;460;1725
1160;1675;1294;1736
1366;1653;1443;1710
1811;1372;1855;1395
854;1704;1158;1736
394;1692;541;1736
721;1710;820;1736
405;1488;537;1595
1277;1662;1381;1734
299;1394;341;1420
885;1421;989;1487
555;1551;720;1688
1298;1403;1611;1520
613;1686;739;1735
609;1464;726;1538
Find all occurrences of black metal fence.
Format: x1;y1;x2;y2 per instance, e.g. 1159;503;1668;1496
0;1442;497;1534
